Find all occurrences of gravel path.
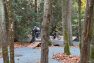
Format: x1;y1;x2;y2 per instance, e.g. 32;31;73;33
0;47;80;63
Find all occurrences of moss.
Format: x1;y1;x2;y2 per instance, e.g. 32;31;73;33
47;40;52;46
79;42;81;53
64;30;71;55
90;45;94;63
91;46;94;59
64;42;70;55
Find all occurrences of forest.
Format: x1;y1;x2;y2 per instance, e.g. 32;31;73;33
0;0;94;63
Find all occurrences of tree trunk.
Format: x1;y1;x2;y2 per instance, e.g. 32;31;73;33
0;0;9;63
80;0;94;63
62;0;73;46
67;0;73;46
41;0;51;63
35;0;37;13
34;0;37;23
5;0;15;63
78;0;82;54
78;0;82;42
62;0;72;55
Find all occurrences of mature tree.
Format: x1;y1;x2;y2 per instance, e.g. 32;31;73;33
67;0;73;46
41;0;51;63
62;0;72;55
62;0;73;46
80;0;94;63
0;0;9;63
5;0;15;63
78;0;82;53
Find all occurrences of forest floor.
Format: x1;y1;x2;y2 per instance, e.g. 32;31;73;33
0;42;80;63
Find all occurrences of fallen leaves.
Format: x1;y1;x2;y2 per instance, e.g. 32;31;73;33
14;42;31;48
53;53;80;63
14;42;41;48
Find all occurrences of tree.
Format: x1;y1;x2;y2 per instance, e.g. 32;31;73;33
5;0;15;63
62;0;73;46
62;0;72;55
78;0;82;43
80;0;94;63
0;0;9;63
67;0;73;46
41;0;51;63
78;0;82;53
34;0;38;23
35;0;37;13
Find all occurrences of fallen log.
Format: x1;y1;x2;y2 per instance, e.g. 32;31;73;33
28;42;41;48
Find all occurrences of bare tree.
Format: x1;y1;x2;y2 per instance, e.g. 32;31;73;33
41;0;51;63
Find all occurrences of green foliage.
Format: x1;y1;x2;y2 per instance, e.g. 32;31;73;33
47;40;52;46
13;0;43;41
81;0;86;12
12;0;86;41
49;0;62;35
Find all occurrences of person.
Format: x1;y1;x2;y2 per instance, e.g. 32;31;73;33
52;30;61;40
73;32;79;42
30;26;36;43
30;26;40;43
52;31;57;39
35;27;40;38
